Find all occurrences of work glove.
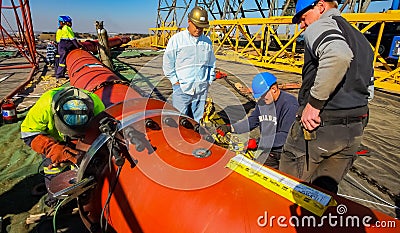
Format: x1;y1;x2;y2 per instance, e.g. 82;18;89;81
246;138;258;150
31;134;80;166
216;124;231;136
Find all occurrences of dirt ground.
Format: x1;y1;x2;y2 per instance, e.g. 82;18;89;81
0;50;399;232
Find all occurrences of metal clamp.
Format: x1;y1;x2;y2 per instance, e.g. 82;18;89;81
77;108;183;180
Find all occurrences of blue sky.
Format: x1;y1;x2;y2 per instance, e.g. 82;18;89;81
28;0;394;34
30;0;158;34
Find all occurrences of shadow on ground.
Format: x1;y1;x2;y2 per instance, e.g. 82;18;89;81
0;173;89;233
0;174;44;216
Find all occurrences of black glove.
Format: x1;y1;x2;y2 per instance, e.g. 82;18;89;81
216;124;231;136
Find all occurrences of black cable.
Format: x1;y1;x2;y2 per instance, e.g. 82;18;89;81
99;121;123;232
100;165;122;233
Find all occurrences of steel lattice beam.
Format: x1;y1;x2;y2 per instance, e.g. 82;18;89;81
156;0;291;28
0;0;37;68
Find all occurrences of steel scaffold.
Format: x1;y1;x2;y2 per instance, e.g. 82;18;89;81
150;0;400;93
0;0;37;68
0;0;38;100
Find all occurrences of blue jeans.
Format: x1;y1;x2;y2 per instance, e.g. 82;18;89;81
172;84;207;122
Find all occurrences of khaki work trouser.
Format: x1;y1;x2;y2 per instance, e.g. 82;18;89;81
279;120;364;192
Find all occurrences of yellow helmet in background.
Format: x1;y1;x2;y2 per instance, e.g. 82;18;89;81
188;6;209;28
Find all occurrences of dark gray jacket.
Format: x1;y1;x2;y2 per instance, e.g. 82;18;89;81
298;8;373;119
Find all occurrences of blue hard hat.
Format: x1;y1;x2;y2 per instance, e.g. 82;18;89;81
58;15;72;23
58;15;66;22
252;72;277;98
292;0;318;24
292;0;341;24
64;16;72;23
58;16;66;27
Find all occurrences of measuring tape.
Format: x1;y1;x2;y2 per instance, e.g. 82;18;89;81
226;154;337;216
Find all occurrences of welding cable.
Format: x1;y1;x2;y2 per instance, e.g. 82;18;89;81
52;198;67;233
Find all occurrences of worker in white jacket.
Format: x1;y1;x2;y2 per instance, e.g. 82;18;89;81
163;6;216;122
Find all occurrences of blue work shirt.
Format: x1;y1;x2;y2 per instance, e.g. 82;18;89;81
163;30;216;95
232;91;298;152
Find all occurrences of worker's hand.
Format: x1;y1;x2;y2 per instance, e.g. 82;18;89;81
216;124;231;136
31;134;80;166
46;144;79;166
301;103;321;131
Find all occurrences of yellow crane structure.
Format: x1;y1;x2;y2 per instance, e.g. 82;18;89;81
150;0;400;93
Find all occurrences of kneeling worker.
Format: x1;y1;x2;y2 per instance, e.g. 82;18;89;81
217;72;298;169
21;86;105;206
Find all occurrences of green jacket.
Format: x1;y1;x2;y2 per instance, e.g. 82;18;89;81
60;25;75;40
55;28;62;43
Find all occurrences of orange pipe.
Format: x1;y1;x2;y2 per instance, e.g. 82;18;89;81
67;49;141;107
66;49;399;233
81;36;131;53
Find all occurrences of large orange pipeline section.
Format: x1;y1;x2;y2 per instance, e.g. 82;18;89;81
66;49;399;233
67;49;141;107
81;36;131;54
